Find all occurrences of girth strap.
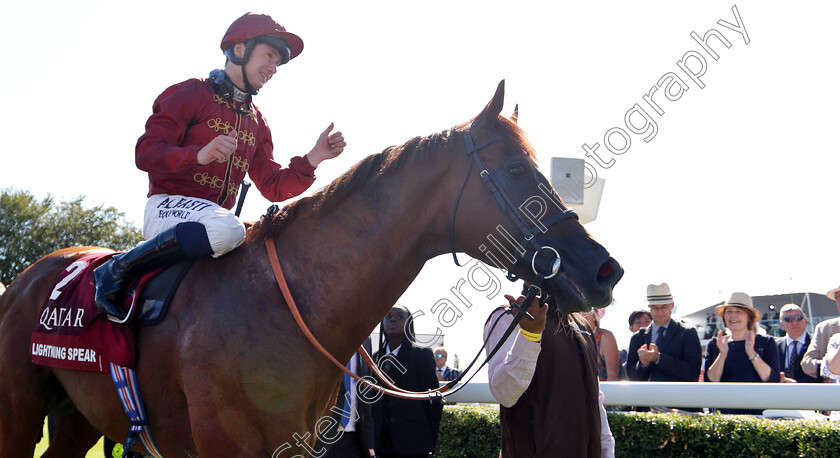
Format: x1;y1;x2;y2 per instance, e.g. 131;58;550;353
109;363;164;458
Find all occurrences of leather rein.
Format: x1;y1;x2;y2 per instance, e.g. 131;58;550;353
265;237;438;400
265;126;579;400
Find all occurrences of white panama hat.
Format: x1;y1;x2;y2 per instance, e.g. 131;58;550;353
647;282;674;306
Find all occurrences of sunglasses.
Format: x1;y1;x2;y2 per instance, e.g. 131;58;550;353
782;315;804;323
434;354;446;359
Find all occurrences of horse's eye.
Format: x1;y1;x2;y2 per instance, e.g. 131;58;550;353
507;164;527;178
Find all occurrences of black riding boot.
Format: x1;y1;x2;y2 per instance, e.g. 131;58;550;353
93;226;188;322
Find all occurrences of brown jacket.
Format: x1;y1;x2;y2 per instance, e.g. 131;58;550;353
498;307;602;457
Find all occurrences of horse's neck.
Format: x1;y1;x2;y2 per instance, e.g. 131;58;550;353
271;164;456;360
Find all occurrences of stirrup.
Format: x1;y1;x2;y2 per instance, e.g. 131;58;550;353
103;293;138;324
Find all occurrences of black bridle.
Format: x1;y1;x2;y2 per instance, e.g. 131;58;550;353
448;126;579;281
436;126;581;394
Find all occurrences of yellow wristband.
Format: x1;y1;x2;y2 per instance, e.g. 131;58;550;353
520;328;542;342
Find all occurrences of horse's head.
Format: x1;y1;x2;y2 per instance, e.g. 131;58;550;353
453;80;622;313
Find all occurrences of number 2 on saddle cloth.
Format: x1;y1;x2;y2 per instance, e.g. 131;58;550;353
30;252;155;373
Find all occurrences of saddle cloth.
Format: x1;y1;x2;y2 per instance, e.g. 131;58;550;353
30;252;162;372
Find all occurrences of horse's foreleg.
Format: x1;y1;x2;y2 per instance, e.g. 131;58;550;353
0;407;43;458
0;369;50;458
0;330;53;457
41;410;102;458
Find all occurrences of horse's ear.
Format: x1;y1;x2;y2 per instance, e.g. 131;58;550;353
473;80;505;130
511;104;519;124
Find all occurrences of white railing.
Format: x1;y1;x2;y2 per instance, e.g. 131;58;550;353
442;381;840;411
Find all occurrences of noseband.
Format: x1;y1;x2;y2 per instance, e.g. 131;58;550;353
449;126;579;281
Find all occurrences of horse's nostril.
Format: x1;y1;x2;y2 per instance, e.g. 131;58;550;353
597;258;623;285
598;261;614;278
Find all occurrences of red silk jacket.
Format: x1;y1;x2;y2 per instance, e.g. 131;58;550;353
136;78;316;209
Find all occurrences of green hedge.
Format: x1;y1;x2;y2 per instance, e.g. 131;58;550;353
437;404;502;457
611;412;840;457
437;405;840;457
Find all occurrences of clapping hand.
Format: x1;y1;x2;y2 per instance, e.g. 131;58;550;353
715;329;730;356
637;342;660;366
744;330;757;360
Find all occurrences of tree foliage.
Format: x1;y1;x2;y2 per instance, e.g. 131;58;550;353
0;188;143;285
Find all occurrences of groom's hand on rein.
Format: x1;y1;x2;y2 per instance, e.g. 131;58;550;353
506;294;546;335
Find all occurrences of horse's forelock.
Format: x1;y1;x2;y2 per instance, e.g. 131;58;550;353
466;114;538;163
496;116;538;162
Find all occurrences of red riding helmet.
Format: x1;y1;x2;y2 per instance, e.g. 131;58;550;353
221;13;304;65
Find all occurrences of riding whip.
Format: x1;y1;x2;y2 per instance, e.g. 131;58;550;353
234;180;251;217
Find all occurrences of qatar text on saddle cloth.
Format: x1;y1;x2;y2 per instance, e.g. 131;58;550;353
30;252;139;372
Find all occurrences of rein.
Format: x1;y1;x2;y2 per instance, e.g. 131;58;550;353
265;238;441;400
265;237;545;401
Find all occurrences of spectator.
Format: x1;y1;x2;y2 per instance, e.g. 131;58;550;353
628;309;653;333
776;303;820;383
372;305;442;457
705;292;780;414
801;285;840;381
620;310;653;379
626;283;702;384
321;337;376;458
432;347;460;382
485;288;615;457
582;309;620;381
819;333;840;421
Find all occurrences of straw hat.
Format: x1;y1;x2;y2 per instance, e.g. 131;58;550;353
715;292;761;323
826;285;840;301
647;282;674;305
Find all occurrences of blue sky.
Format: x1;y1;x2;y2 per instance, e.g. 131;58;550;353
3;1;838;373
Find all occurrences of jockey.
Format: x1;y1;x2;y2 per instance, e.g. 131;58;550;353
93;13;346;322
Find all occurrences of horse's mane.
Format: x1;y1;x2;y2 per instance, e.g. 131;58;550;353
247;115;535;242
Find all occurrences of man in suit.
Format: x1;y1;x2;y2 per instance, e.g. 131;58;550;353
432;347;460;381
777;303;820;383
802;286;840;381
321;337;376;457
372;306;442;457
626;283;702;384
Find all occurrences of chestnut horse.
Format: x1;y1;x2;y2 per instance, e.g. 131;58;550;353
0;81;622;457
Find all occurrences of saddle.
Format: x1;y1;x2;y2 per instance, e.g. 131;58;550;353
134;260;193;326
